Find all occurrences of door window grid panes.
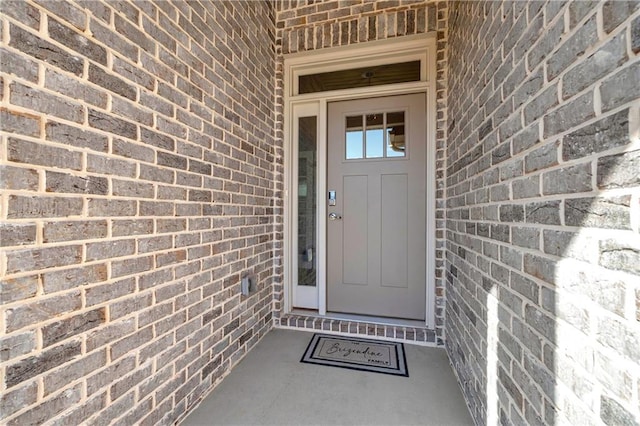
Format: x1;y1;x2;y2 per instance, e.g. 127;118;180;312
387;111;405;157
345;115;364;160
345;111;406;160
365;114;384;158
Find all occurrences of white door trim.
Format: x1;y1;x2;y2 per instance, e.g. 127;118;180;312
283;33;438;328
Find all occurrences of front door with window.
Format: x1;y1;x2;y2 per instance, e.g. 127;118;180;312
326;94;427;320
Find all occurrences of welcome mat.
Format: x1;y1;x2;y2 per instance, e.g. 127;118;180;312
301;334;408;377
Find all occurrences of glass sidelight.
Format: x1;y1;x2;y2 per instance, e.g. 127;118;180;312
292;102;321;310
297;116;317;287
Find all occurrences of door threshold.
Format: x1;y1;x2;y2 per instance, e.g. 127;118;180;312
280;311;439;346
290;309;426;328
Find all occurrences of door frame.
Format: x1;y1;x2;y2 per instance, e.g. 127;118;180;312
283;33;437;328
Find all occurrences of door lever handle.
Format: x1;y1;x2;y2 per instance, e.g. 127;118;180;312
328;212;342;221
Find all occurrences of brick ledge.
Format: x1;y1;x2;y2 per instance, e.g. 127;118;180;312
275;314;442;347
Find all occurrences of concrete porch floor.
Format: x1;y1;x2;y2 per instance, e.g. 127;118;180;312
181;329;473;425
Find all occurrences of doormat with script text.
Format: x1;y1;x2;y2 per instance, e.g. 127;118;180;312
301;334;408;377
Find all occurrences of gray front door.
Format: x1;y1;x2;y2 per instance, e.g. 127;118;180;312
327;93;427;320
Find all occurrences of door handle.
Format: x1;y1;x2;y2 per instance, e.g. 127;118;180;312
328;212;342;221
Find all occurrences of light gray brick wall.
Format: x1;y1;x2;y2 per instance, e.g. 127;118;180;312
5;1;638;424
0;1;276;424
446;1;640;424
274;0;449;340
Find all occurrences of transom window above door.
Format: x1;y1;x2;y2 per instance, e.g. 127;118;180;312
345;111;406;160
299;61;421;94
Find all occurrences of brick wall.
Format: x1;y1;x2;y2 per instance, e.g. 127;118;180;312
274;0;450;340
446;1;640;424
0;1;276;424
